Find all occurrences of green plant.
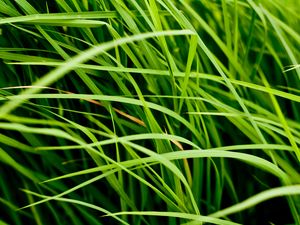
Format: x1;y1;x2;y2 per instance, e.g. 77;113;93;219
0;0;299;224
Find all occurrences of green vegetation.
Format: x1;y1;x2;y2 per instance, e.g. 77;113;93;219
0;0;299;224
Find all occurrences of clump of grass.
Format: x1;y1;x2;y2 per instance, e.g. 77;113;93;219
0;0;299;224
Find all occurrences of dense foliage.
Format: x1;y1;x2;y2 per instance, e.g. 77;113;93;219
0;0;299;224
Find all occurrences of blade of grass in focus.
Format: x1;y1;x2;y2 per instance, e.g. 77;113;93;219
0;0;299;224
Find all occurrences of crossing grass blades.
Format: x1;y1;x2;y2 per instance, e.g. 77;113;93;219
0;0;300;224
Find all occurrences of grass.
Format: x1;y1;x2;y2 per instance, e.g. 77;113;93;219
0;0;299;224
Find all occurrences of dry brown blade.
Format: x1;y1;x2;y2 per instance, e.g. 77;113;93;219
81;97;146;126
164;129;192;186
164;129;184;150
113;107;145;126
1;86;145;127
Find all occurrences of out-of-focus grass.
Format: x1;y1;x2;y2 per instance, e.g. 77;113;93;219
0;0;299;224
